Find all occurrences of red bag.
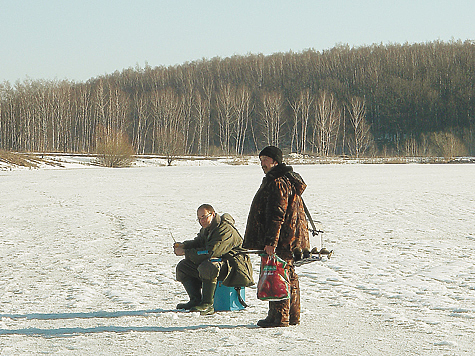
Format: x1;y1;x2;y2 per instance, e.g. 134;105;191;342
257;254;290;301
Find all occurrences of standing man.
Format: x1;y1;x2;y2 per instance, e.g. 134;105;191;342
243;146;309;327
174;204;245;315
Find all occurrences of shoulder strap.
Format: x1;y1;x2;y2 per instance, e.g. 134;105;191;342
301;198;323;236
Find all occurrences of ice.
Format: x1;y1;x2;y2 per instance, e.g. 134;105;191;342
0;162;474;354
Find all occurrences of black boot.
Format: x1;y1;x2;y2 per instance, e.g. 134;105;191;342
257;300;289;328
257;302;277;327
176;278;202;310
190;279;217;315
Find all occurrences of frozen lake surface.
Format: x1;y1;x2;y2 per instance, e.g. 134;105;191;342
0;163;474;355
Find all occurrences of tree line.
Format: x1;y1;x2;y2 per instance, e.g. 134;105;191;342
1;40;474;157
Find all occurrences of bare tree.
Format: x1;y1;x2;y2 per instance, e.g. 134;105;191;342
156;126;185;165
108;84;129;133
1;84;18;150
216;83;235;154
233;86;252;155
179;67;196;154
150;88;186;163
194;74;214;155
149;89;164;153
201;77;214;155
132;91;149;154
298;89;313;153
289;89;314;154
71;83;91;152
289;95;302;153
430;131;468;158
347;97;373;158
405;134;419;156
193;90;210;155
261;91;284;146
312;91;341;156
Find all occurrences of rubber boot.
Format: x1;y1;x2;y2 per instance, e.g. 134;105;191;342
258;300;289;327
176;278;202;310
257;302;277;327
190;279;217;315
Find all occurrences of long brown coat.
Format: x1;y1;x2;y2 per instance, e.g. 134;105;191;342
243;164;309;261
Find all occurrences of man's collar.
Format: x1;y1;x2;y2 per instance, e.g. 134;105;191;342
265;163;292;180
204;213;220;232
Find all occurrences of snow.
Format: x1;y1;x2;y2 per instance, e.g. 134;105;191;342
1;162;474;355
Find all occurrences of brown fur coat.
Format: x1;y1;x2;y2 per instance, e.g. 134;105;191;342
243;164;309;261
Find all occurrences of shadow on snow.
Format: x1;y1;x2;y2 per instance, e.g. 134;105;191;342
0;324;257;337
0;308;175;321
0;309;257;337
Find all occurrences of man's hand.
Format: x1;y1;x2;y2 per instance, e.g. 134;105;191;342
174;243;185;256
264;245;275;256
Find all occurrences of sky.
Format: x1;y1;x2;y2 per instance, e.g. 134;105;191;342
1;0;473;84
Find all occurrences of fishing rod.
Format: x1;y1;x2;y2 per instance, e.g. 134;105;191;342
168;228;177;243
168;228;181;249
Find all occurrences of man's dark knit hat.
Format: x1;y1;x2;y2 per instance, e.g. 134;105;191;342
259;146;283;165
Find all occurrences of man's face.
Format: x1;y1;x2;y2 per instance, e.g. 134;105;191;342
197;208;214;228
260;155;278;174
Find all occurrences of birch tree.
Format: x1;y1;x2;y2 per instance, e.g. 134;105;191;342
151;88;186;163
132;91;149;154
193;90;210;155
261;91;284;146
348;97;373;158
312;91;341;156
216;83;235;154
233;86;252;155
289;95;302;153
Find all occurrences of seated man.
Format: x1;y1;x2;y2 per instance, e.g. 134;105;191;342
174;204;245;315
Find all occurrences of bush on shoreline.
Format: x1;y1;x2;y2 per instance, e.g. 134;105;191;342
94;126;136;168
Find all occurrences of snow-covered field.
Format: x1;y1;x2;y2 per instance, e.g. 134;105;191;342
0;162;474;355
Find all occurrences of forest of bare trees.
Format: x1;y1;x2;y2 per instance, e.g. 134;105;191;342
1;40;474;157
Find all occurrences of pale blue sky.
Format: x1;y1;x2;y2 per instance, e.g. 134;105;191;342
1;0;473;84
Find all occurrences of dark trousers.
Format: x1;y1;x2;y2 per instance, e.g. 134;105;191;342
176;258;227;283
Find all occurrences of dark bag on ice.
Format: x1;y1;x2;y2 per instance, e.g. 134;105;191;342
222;247;255;288
257;254;290;301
